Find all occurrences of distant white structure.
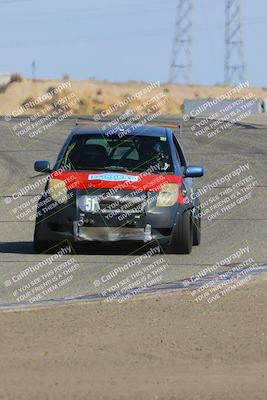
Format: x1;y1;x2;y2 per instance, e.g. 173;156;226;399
0;73;11;89
183;98;263;118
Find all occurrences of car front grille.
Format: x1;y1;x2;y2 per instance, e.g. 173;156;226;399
98;194;147;215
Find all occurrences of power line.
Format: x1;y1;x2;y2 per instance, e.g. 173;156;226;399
0;0;33;3
0;0;176;27
0;28;171;49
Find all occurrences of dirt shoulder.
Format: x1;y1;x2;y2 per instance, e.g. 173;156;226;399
0;276;267;400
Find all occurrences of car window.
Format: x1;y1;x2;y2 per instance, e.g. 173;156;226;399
60;134;174;172
173;135;186;167
111;146;139;161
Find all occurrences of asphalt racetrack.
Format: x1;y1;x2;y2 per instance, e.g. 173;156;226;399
0;115;266;307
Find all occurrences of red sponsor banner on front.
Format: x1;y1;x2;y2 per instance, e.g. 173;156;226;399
50;171;185;203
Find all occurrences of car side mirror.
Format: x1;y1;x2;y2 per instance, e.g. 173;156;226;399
34;160;51;173
184;165;204;178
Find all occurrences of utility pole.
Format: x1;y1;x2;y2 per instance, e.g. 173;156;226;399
225;0;246;85
168;0;193;84
31;61;36;81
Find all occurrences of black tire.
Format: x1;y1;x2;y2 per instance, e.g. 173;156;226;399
193;208;201;246
33;224;54;253
168;210;193;254
33;239;53;253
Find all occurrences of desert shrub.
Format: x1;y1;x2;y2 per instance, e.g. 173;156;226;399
10;73;23;83
47;86;56;94
21;96;35;108
62;73;70;81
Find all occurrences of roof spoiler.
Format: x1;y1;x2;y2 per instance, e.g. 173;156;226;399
145;121;182;129
74;116;182;135
75;117;181;126
75;116;97;126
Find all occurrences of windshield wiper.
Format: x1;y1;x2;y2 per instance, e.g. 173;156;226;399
103;166;132;172
130;168;165;174
70;167;106;171
70;166;133;172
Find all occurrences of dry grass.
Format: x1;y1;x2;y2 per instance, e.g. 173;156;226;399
9;73;23;83
0;78;267;116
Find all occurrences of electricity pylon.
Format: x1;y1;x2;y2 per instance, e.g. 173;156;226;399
224;0;246;84
169;0;193;84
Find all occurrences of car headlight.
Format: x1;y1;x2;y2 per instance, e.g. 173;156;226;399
48;179;68;204
156;183;179;207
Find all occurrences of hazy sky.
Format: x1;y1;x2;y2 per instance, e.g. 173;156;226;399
0;0;266;86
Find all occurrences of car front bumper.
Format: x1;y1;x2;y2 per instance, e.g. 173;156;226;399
35;188;190;244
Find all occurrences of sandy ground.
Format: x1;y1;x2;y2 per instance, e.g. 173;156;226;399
0;276;267;400
1;78;267;115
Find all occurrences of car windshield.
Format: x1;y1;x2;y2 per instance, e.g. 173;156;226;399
60;134;174;173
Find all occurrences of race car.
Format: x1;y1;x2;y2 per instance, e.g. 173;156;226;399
33;123;204;254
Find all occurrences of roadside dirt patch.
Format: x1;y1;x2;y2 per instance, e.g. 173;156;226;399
0;276;267;399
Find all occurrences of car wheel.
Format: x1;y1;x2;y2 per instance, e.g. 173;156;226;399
33;224;53;253
33;239;53;253
168;210;193;254
193;207;201;246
